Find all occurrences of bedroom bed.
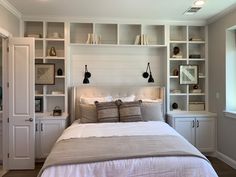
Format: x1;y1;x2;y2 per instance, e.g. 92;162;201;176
38;86;218;177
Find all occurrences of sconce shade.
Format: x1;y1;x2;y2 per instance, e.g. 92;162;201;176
83;76;89;84
83;65;91;84
148;72;154;83
143;72;149;78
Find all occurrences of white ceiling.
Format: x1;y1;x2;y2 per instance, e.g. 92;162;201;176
6;0;236;22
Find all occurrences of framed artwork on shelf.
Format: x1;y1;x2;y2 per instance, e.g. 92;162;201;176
35;97;43;112
179;65;198;85
35;64;55;85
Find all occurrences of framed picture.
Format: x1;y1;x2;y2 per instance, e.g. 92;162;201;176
35;97;43;112
35;64;55;85
179;65;199;85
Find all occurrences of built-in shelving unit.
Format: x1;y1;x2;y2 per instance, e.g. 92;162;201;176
167;25;207;112
69;23;166;47
24;21;67;115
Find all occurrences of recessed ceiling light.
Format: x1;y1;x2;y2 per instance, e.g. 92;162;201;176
194;0;205;6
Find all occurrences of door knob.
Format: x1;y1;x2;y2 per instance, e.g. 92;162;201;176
25;118;33;122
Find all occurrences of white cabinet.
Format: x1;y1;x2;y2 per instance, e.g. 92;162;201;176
35;114;68;159
167;112;216;152
0;112;2;162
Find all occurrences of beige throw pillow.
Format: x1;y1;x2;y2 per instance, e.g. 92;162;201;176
95;101;119;123
79;104;97;123
141;102;164;122
119;101;143;122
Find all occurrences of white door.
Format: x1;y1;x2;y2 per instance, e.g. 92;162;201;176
196;117;215;152
8;38;35;169
175;117;195;145
40;119;63;158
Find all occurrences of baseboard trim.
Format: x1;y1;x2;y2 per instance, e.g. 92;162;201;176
216;151;236;169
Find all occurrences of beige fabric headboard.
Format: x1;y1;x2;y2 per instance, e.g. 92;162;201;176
69;85;165;123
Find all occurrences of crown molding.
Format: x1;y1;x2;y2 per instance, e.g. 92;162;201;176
0;0;22;19
207;3;236;24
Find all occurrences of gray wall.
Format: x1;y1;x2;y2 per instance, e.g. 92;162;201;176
208;9;236;160
0;4;20;36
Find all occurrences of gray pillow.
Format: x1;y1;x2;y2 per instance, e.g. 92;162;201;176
95;101;119;123
79;104;97;123
119;100;143;122
141;102;164;121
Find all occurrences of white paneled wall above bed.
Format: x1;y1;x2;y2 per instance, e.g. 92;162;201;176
69;46;167;86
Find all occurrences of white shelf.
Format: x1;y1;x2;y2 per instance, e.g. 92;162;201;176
69;43;166;48
55;75;65;79
189;93;206;96
170;93;187;96
189;58;205;61
169;41;187;43
169;76;179;79
189;41;205;44
45;38;65;42
169;58;187;61
35;94;44;97
45;56;65;60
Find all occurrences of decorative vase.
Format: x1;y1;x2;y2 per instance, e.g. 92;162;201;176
49;47;56;56
57;68;63;76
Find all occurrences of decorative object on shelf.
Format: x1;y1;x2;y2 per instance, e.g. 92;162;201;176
35;90;43;95
172;102;178;110
52;91;64;95
49;32;60;39
35;64;55;85
142;62;154;83
191;85;202;93
57;68;63;76
189;37;202;41
173;68;179;76
35;97;43;112
179;65;198;85
140;34;149;45
171;89;181;93
27;34;42;38
49;47;57;56
83;65;91;84
86;33;101;44
172;46;182;58
189;54;201;58
134;35;141;45
53;106;62;116
189;102;205;111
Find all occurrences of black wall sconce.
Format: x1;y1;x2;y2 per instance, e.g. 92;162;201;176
142;62;154;83
83;65;91;84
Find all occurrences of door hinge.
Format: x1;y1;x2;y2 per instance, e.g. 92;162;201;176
7;153;9;158
7;47;9;52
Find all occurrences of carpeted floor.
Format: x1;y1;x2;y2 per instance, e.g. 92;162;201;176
2;157;236;177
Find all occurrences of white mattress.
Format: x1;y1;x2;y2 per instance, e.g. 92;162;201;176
41;121;218;177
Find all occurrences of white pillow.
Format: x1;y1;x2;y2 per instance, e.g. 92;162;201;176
141;99;162;103
113;95;135;102
141;102;164;122
80;96;113;104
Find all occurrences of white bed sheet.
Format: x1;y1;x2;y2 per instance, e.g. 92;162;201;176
41;121;218;177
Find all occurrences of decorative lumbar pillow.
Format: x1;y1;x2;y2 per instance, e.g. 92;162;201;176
80;96;113;104
79;104;97;123
95;101;119;123
119;100;143;122
113;95;135;102
141;101;164;122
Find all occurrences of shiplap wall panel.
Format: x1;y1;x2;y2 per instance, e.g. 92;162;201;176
69;47;166;86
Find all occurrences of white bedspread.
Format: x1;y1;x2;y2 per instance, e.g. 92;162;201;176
41;121;218;177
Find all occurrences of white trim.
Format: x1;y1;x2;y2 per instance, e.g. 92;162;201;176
0;0;22;19
216;151;236;169
207;3;236;24
0;27;11;38
224;110;236;119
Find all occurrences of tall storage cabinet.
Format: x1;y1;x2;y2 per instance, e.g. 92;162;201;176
24;21;69;159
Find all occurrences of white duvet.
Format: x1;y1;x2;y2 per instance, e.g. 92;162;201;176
41;121;218;177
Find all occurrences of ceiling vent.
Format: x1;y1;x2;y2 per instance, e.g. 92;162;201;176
184;6;202;15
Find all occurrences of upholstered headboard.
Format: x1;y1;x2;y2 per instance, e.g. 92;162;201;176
69;85;165;123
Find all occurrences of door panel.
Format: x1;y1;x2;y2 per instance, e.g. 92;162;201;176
8;38;35;169
175;118;195;145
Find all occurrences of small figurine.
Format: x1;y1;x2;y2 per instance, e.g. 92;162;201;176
57;68;63;76
49;47;57;56
172;46;182;58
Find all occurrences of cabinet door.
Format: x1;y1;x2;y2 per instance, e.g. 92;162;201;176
35;120;40;159
175;118;195;145
196;118;215;152
40;120;64;158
